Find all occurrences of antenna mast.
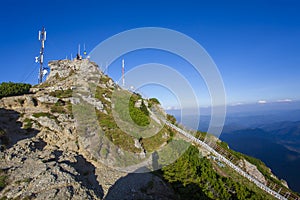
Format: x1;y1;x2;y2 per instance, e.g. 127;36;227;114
122;59;125;87
76;44;82;60
38;27;46;84
83;43;87;57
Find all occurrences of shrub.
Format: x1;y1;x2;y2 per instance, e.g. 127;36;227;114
113;91;150;126
167;114;177;124
161;146;274;200
0;82;31;99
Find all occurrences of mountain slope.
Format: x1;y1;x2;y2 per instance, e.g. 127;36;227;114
0;59;297;199
221;124;300;193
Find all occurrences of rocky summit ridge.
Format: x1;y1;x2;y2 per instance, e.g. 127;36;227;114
0;59;292;200
0;59;176;199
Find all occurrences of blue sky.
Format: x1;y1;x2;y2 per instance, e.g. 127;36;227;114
0;0;300;108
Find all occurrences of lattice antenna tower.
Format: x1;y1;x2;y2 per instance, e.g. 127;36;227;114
38;27;46;84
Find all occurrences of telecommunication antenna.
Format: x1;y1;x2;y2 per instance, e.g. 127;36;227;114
122;59;125;87
83;43;87;57
76;44;82;60
38;27;46;84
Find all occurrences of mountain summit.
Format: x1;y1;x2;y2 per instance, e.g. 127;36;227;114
0;59;297;199
0;59;176;199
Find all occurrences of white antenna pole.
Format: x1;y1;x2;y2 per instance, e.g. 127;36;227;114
38;27;46;84
83;43;87;57
122;59;125;87
77;44;82;60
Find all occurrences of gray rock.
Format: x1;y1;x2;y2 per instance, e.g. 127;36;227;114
34;116;62;132
37;95;59;104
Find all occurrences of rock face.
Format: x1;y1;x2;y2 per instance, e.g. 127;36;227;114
0;59;175;200
238;159;267;184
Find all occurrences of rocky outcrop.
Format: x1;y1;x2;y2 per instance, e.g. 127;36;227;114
1;138;104;200
0;59;174;199
37;95;59;104
238;159;267;184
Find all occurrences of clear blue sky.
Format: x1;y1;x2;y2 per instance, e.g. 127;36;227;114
0;0;300;107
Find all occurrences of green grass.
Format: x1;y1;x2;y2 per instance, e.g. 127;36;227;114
74;97;171;154
49;89;73;98
32;112;60;124
148;97;160;108
32;112;52;118
50;104;66;114
140;126;171;152
96;110;140;153
50;100;72;115
94;86;112;105
113;90;150;127
0;169;7;191
100;75;111;84
23;118;33;129
166;114;177;125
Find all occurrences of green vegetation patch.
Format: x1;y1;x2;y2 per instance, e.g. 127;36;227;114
32;112;59;124
49;89;73;98
0;82;31;99
50;100;73;116
194;131;207;140
166;114;177;125
32;112;52;118
23;118;33;130
15;177;32;184
148;97;160;108
96;110;140;153
140;126;171;152
113;90;150;127
160;145;276;200
0;169;7;191
100;75;111;84
94;86;112;105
